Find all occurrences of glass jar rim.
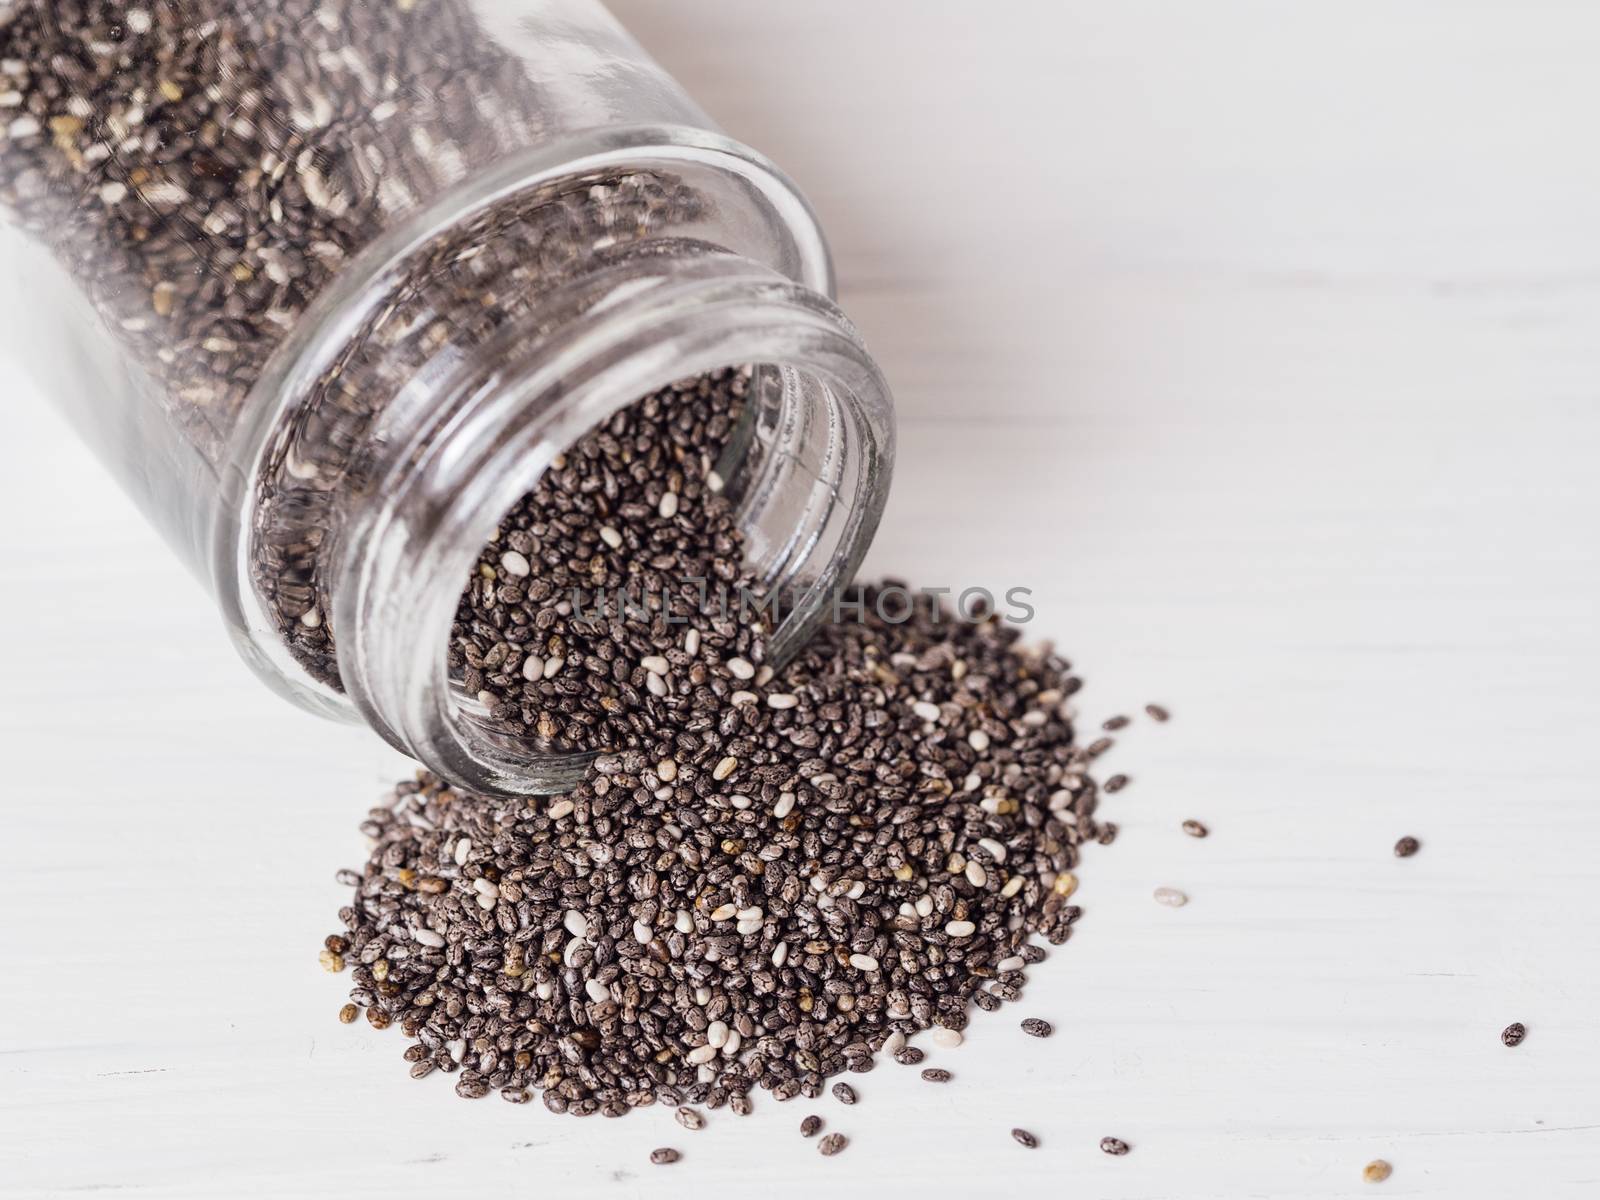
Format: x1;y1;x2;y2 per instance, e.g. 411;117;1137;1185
331;246;893;795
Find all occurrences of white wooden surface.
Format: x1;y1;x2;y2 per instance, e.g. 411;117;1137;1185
3;3;1599;1196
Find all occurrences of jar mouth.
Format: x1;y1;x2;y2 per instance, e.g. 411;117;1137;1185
331;248;894;796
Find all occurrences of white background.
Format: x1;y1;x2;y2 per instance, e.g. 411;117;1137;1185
3;2;1598;1197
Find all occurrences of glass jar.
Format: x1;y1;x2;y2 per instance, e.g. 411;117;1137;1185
0;0;895;794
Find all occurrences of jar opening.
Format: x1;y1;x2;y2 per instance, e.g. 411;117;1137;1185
332;252;894;795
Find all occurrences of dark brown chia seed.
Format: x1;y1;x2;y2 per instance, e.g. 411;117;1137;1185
1100;1136;1131;1156
831;1082;857;1106
1145;703;1170;722
1394;836;1420;858
1103;773;1129;793
1020;1017;1053;1038
895;1047;926;1066
1011;1128;1039;1148
1182;819;1209;838
675;1107;704;1131
920;1068;952;1083
1101;715;1130;731
800;1114;823;1138
650;1148;680;1165
1501;1022;1526;1047
818;1133;848;1157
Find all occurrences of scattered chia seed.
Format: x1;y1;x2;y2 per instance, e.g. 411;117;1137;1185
1394;836;1420;858
1101;715;1130;731
675;1107;705;1131
1363;1159;1392;1183
1501;1022;1526;1047
1181;819;1209;838
920;1068;952;1083
1020;1018;1053;1038
1011;1128;1039;1148
831;1082;858;1106
1100;1136;1131;1156
1153;886;1188;908
1145;704;1170;722
650;1148;680;1165
818;1133;848;1157
800;1114;823;1138
895;1047;926;1067
1103;773;1129;793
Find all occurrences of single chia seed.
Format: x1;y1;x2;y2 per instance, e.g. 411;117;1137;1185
1020;1018;1053;1038
818;1133;848;1157
1394;836;1420;858
1100;1136;1131;1156
1501;1022;1526;1047
1011;1128;1039;1148
800;1114;823;1138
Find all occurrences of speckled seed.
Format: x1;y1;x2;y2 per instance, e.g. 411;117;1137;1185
1153;886;1188;907
1362;1159;1392;1183
338;1003;358;1024
1100;1137;1131;1156
1394;836;1420;858
1145;703;1171;721
1021;1018;1053;1038
800;1114;823;1138
1012;1128;1039;1148
1182;819;1209;838
1501;1022;1527;1047
675;1107;705;1131
932;1027;964;1048
920;1068;951;1083
650;1148;680;1165
818;1133;848;1157
831;1082;857;1105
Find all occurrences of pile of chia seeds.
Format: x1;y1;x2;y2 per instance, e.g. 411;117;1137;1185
328;579;1100;1116
325;376;1112;1119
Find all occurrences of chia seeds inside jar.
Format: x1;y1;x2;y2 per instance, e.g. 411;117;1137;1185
0;0;895;793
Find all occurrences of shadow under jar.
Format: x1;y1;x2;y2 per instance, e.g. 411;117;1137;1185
0;0;894;794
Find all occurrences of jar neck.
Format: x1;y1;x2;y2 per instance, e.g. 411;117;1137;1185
329;244;894;795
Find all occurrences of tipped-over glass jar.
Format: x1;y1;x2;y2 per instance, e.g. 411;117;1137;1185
0;0;894;794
